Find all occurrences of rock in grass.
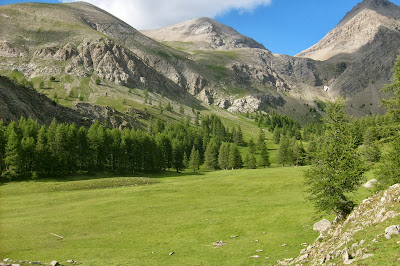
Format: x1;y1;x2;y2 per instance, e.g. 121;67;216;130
256;249;263;252
230;235;238;238
313;219;331;233
250;255;260;258
50;261;59;266
385;225;400;239
66;260;76;264
213;240;227;247
169;252;175;256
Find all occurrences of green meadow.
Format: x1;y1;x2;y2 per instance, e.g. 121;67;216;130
0;167;373;265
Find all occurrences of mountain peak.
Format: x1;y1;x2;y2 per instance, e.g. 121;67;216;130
339;0;400;25
142;17;266;50
297;0;400;60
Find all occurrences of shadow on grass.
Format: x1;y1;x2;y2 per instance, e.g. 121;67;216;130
0;170;206;184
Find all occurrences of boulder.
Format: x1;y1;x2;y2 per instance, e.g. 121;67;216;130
363;179;378;188
385;225;400;239
50;261;59;266
313;219;332;233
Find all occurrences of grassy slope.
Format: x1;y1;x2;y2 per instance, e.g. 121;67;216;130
0;167;374;265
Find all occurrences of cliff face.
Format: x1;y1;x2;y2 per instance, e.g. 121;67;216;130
284;183;400;265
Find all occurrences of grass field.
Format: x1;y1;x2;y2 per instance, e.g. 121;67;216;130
0;167;374;265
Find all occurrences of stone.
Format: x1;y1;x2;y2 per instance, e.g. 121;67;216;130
363;179;377;188
169;252;175;256
230;235;238;238
256;249;263;252
213;240;227;247
11;264;20;266
66;260;76;264
361;254;374;260
250;255;260;258
50;261;59;266
313;219;331;233
0;263;11;266
282;244;287;247
385;225;400;239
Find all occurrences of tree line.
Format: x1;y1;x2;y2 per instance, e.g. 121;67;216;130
0;114;272;180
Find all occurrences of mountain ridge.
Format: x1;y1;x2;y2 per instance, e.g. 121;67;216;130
141;17;266;51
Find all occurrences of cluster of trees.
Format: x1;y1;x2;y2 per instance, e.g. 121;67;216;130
0;113;271;180
305;54;400;219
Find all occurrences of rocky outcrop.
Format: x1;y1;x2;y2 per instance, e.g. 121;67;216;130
287;184;400;265
226;94;285;113
0;41;24;57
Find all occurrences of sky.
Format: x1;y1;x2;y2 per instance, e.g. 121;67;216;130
1;0;400;55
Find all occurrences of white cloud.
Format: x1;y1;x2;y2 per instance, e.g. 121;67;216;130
61;0;271;30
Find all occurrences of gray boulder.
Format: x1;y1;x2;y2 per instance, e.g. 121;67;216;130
385;225;400;239
313;219;332;233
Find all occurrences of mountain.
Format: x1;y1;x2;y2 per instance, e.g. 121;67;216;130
1;0;399;125
297;0;400;61
142;17;266;50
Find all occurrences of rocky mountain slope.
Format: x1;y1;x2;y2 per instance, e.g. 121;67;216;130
142;17;266;50
297;0;400;61
281;183;400;265
0;75;143;128
0;0;399;124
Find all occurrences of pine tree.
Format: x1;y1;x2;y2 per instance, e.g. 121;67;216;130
183;152;189;169
228;143;242;169
233;126;245;146
248;139;256;154
0;121;6;173
257;128;266;150
277;136;289;166
218;142;230;169
304;99;366;219
381;53;400;120
273;125;281;144
189;146;200;172
259;143;270;167
204;140;219;170
246;153;257;169
3;123;22;179
76;126;88;171
377;134;400;188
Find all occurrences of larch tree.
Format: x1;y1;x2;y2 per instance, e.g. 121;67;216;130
304;99;366;220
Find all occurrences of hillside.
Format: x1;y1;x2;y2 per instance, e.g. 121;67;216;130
286;183;400;265
0;75;143;128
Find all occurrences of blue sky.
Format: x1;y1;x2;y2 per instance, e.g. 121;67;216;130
1;0;400;55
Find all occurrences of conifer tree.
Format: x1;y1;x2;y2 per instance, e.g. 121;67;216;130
248;139;256;154
277;136;289;166
183;152;189;169
3;123;22;179
245;153;257;169
259;143;270;167
0;121;6;173
204;140;219;170
228;143;242;169
189;146;200;172
273;125;281;144
304;99;366;219
257;128;266;150
218;142;230;169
